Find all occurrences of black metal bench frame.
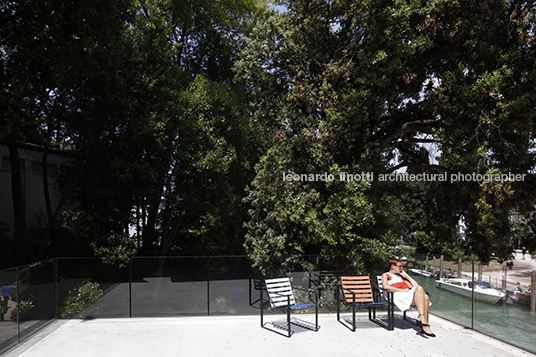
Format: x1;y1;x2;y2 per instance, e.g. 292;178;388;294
336;276;394;331
260;277;319;338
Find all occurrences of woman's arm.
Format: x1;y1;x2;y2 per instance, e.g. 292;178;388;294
400;270;419;288
382;273;389;291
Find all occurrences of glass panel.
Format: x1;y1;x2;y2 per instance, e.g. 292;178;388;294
207;256;252;315
473;260;536;354
296;255;354;313
57;258;129;319
18;260;55;341
0;254;533;354
424;254;473;328
406;253;433;291
131;257;208;317
0;267;19;353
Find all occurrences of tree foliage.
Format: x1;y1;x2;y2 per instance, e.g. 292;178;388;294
63;0;265;258
237;0;536;267
1;0;135;262
1;0;265;265
2;0;535;268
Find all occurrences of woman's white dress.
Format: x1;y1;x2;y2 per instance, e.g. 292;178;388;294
385;273;416;311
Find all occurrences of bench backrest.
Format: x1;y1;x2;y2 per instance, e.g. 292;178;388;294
340;276;374;304
376;275;383;292
376;275;388;302
251;269;266;290
265;277;296;308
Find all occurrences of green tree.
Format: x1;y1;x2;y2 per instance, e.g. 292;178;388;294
422;1;536;261
1;0;134;262
154;75;260;256
512;212;536;257
2;0;265;263
237;0;536;266
112;0;265;256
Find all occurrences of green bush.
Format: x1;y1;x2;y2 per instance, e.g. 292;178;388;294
11;300;34;320
210;296;228;313
59;281;103;318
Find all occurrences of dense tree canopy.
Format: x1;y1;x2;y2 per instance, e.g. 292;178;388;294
1;0;535;269
237;0;536;269
1;0;265;266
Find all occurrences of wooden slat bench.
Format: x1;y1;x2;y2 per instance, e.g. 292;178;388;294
337;276;394;331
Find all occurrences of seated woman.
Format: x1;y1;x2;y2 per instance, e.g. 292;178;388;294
513;282;523;297
382;258;435;337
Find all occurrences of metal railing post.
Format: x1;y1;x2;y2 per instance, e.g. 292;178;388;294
16;266;20;343
54;258;58;319
531;270;536;311
471;260;474;330
260;287;263;326
129;259;132;318
207;257;210;316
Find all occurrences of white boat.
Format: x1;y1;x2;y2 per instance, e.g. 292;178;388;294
435;278;505;304
409;268;436;278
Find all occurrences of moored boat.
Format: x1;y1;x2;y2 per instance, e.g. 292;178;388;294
435;278;505;304
409;268;436;278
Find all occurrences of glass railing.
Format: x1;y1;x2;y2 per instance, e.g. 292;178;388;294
0;254;535;354
0;260;56;354
0;265;19;354
131;257;209;317
57;258;130;319
406;253;536;353
409;254;474;328
473;257;536;352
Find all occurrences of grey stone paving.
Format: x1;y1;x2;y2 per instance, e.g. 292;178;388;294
2;313;534;357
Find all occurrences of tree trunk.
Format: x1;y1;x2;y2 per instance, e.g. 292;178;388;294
141;199;159;254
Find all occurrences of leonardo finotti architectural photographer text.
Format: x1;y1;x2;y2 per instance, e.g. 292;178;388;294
282;172;527;184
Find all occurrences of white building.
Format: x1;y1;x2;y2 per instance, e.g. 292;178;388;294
0;142;76;232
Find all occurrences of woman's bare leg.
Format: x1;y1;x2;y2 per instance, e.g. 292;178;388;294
412;286;433;334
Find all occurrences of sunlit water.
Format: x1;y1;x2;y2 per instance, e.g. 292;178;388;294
415;275;536;353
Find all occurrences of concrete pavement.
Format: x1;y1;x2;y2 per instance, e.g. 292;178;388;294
2;313;534;357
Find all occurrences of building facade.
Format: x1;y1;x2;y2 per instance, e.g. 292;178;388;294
0;142;76;232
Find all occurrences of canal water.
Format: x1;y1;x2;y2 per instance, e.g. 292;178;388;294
413;274;536;353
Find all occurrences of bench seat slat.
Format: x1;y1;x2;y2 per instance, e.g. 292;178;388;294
340;276;378;305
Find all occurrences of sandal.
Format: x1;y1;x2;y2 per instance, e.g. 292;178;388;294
416;314;424;327
420;323;436;338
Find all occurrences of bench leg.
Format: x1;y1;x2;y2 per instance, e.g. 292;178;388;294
352;301;356;332
315;295;318;331
336;287;340;321
389;302;394;330
260;288;263;327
